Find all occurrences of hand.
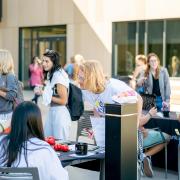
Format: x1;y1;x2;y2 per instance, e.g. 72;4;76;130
137;77;146;86
149;107;157;116
162;101;170;110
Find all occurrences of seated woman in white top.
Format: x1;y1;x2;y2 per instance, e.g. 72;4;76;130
0;101;68;180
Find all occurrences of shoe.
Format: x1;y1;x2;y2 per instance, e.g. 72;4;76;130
137;159;144;177
143;156;154;177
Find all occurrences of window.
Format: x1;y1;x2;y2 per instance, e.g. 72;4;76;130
166;20;180;77
112;20;180;78
112;22;136;75
19;25;66;87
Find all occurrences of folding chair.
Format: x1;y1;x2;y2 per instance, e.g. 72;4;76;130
0;167;40;180
76;110;96;144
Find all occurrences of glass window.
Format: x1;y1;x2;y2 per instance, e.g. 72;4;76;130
113;22;136;76
148;21;163;65
19;26;66;88
138;21;145;55
166;20;180;77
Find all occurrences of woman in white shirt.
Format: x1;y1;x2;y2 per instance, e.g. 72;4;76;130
42;50;71;140
0;101;68;180
78;60;142;118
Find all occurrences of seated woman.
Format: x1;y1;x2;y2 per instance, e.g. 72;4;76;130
0;101;68;180
139;107;171;177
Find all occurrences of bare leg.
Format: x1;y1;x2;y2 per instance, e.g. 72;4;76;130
145;143;165;157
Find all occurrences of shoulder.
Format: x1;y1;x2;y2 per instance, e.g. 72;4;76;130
53;69;68;79
52;69;69;87
106;78;133;94
5;73;16;83
160;67;169;75
109;78;130;89
6;73;15;78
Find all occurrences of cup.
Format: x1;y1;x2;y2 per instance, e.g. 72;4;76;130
163;111;170;118
75;142;88;155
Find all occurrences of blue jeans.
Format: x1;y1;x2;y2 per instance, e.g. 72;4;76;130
155;96;162;111
136;86;144;94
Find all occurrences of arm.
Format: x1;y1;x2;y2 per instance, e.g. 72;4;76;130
137;94;143;127
139;107;157;127
51;84;68;105
0;75;17;101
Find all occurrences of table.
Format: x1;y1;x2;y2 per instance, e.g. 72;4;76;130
145;111;180;136
144;111;180;171
58;147;105;180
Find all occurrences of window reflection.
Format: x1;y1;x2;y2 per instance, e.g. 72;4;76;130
113;20;180;77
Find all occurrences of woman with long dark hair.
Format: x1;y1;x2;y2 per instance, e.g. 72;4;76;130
0;101;68;180
42;50;71;140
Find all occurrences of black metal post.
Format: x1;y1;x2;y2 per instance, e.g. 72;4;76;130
105;103;138;180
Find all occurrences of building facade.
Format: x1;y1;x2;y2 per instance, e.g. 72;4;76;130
0;0;180;107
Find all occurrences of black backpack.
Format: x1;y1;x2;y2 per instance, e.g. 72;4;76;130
68;83;84;121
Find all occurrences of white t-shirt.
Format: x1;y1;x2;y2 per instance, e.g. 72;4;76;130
42;69;70;106
51;69;69;89
0;136;68;180
82;78;134;114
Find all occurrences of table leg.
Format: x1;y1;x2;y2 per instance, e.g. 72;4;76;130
99;159;105;180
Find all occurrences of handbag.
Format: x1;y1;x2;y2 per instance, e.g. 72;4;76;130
140;93;156;111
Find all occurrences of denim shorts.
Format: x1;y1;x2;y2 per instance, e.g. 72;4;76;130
143;129;170;148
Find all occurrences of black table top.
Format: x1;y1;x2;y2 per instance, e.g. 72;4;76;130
57;145;105;167
144;111;180;136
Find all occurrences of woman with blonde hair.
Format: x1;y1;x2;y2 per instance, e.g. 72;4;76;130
130;54;147;92
0;49;17;133
78;59;142;118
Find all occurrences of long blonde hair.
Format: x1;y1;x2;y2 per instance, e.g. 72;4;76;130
0;49;15;74
80;60;106;93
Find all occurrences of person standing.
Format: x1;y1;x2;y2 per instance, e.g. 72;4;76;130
42;50;71;140
29;56;43;104
0;49;17;133
138;53;171;111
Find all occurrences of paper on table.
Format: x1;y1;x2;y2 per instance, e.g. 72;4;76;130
90;116;105;148
112;95;137;104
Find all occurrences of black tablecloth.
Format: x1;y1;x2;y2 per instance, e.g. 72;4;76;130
145;112;180;171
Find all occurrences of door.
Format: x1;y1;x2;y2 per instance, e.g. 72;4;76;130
38;37;66;66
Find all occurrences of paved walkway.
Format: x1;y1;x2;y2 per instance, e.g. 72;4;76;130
24;90;178;180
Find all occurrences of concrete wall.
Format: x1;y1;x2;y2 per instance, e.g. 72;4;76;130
0;0;110;75
1;0;180;76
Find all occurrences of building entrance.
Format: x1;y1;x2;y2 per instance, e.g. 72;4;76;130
19;25;66;88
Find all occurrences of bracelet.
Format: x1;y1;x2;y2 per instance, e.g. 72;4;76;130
148;112;152;118
0;123;4;133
